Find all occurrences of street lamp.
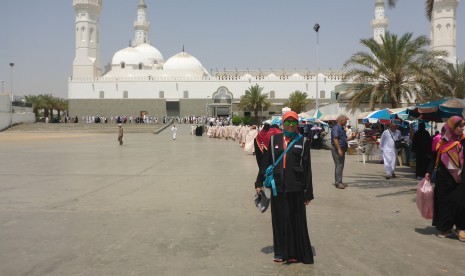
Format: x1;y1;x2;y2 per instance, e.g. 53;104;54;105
9;63;14;127
205;96;210;117
313;23;320;110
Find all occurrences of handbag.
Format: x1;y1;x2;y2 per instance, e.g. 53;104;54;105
264;134;302;196
254;190;270;213
416;178;434;219
390;131;401;149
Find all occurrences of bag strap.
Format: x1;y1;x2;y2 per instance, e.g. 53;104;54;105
271;133;302;168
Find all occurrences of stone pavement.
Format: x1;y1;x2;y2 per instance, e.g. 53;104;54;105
0;124;463;276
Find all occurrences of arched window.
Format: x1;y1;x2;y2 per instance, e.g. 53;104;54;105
89;27;94;42
270;91;275;99
159;91;164;98
99;91;104;99
139;63;143;70
320;90;325;99
183;91;189;98
80;26;86;41
123;91;128;99
121;62;125;69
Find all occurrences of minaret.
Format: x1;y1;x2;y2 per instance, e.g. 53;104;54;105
431;0;459;64
72;0;102;78
132;0;150;46
371;0;388;44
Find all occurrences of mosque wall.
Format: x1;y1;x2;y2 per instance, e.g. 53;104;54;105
69;78;343;100
69;99;167;119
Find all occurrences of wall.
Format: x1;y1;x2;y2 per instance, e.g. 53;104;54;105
0;94;36;131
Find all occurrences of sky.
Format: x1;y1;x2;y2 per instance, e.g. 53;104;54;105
0;0;464;99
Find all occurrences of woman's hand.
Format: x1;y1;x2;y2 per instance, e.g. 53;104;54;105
256;187;262;193
425;173;430;181
304;200;311;205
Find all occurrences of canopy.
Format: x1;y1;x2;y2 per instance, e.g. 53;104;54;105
407;98;465;122
320;114;339;121
361;109;391;124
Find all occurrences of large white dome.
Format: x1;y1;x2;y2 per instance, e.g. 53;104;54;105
163;51;205;72
134;43;164;65
111;47;145;65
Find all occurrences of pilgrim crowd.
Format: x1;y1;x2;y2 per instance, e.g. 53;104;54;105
202;111;465;265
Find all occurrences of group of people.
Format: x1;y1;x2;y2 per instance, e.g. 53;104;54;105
330;114;465;243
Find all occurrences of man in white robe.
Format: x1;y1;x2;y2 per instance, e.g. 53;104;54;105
380;123;402;179
244;126;258;154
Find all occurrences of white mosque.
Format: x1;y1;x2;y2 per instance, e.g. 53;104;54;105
67;0;460;119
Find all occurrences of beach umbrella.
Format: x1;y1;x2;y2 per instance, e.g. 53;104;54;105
312;109;323;119
407;98;465;122
361;108;391;124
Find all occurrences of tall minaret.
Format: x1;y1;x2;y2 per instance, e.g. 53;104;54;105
431;0;460;64
132;0;150;46
371;0;388;44
72;0;102;78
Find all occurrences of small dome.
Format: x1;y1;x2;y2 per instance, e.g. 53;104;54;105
265;73;278;80
111;47;145;65
240;73;254;80
163;51;205;72
134;43;164;65
289;73;303;80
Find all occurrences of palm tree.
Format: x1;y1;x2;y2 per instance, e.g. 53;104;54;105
387;0;434;21
238;84;271;123
440;62;465;98
286;91;310;114
39;94;55;121
55;98;69;122
24;94;45;119
343;32;449;112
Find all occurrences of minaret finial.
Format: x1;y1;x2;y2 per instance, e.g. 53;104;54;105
182;45;185;52
372;0;388;44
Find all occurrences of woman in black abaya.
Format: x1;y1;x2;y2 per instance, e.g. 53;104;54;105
255;111;314;264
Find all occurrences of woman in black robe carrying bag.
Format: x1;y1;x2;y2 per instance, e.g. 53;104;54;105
255;110;314;264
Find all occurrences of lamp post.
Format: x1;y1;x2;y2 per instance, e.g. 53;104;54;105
9;63;14;127
313;23;320;110
0;80;4;93
205;96;210;117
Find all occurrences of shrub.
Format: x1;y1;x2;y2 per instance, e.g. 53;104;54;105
232;116;243;126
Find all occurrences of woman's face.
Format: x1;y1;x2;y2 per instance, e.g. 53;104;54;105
454;123;464;136
283;119;298;132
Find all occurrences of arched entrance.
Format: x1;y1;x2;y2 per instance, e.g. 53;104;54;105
209;87;233;117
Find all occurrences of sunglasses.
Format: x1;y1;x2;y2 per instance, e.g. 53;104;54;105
284;120;298;126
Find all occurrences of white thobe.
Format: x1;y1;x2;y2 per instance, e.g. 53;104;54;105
380;129;401;176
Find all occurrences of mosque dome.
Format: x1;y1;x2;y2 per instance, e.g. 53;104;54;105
163;51;205;72
134;43;164;65
111;47;145;65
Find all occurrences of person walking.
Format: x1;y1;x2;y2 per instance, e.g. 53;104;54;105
331;115;348;189
171;125;177;140
255;110;314;265
380;122;402;179
411;122;432;180
117;124;124;146
425;116;465;241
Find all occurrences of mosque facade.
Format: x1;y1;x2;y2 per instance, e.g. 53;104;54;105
68;0;459;119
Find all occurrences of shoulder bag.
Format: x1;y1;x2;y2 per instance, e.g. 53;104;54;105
264;134;302;196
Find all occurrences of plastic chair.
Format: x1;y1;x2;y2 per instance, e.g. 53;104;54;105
357;143;374;163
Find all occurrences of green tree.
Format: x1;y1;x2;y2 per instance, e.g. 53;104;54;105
24;94;44;119
238;84;271;124
285;91;310;114
440;62;465;98
343;32;449;112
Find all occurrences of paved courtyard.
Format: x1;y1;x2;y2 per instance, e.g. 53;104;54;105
0;123;463;275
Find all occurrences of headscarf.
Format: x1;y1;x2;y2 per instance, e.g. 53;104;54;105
437;116;465;183
255;124;270;152
263;125;282;149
